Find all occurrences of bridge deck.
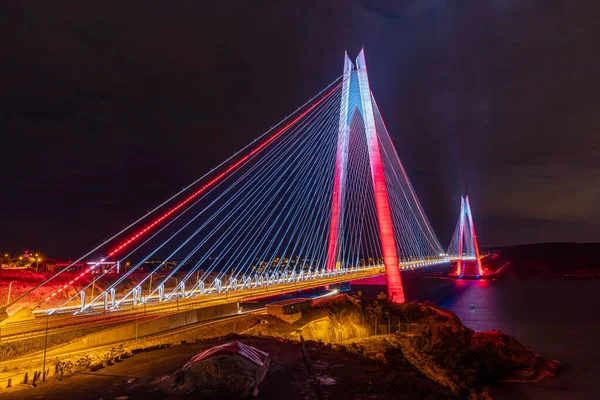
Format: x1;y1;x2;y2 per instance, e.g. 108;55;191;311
1;267;387;341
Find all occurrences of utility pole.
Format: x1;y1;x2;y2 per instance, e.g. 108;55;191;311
42;311;49;381
6;281;14;305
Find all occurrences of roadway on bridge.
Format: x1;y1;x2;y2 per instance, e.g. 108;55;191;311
1;267;386;342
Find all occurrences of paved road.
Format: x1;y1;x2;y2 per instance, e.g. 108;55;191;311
0;311;256;390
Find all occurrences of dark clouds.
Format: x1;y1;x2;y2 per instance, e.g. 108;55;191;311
1;1;599;255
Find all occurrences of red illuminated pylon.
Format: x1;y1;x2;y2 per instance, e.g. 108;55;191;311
448;196;483;276
465;196;483;276
326;50;404;303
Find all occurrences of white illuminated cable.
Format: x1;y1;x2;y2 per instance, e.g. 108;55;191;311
159;87;344;298
68;79;349;313
373;96;443;254
14;74;346;310
124;90;344;304
253;97;342;279
190;88;344;287
204;104;341;292
260;113;339;279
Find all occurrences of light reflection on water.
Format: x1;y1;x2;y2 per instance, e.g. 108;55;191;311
440;279;503;332
403;277;600;400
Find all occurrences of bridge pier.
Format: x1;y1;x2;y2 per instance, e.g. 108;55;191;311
229;277;237;291
103;289;116;310
158;285;164;302
242;276;251;289
79;291;86;312
132;286;142;306
214;278;221;293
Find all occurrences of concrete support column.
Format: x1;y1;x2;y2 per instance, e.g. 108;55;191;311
79;291;86;312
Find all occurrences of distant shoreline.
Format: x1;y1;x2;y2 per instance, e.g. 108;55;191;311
418;274;600;281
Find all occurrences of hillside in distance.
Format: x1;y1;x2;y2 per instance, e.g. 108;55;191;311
485;243;600;278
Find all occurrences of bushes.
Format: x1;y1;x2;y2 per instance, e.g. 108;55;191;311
405;307;557;389
0;326;106;360
52;345;125;380
308;294;555;389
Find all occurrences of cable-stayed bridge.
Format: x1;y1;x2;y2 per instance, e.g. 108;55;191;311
5;50;451;324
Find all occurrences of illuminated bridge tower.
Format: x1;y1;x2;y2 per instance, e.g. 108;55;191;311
448;196;483;277
325;50;403;302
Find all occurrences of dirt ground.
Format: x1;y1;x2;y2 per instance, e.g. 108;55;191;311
1;338;310;400
0;336;448;400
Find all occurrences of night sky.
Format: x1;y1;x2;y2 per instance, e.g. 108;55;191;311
1;1;599;257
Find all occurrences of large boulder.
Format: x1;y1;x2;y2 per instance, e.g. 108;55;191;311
173;341;270;397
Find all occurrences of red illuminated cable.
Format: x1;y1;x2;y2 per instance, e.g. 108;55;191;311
43;77;347;303
107;81;345;258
